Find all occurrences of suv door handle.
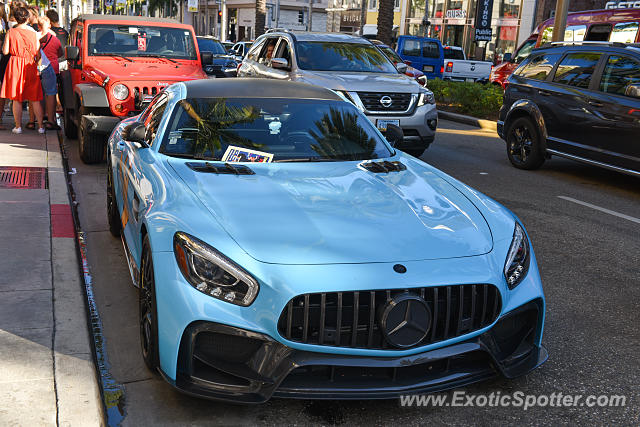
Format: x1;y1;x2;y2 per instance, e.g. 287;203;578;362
538;89;552;96
588;100;604;107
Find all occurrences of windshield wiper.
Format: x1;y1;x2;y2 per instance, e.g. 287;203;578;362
93;53;133;62
163;153;218;161
274;157;340;163
137;54;179;64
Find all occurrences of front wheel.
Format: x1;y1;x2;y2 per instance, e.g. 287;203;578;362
139;235;160;372
64;108;77;139
506;116;545;170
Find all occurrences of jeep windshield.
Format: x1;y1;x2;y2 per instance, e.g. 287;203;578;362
295;42;398;73
159;97;393;162
88;24;197;60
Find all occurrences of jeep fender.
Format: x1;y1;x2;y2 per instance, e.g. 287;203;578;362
74;83;110;109
59;70;75;109
504;100;548;152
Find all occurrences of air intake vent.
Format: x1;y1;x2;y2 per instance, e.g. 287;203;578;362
186;162;255;175
360;161;406;173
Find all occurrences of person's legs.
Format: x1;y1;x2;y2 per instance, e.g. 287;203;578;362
12;99;23;130
0;98;6;130
46;95;57;127
27;102;36;129
41;67;59;129
31;101;44;131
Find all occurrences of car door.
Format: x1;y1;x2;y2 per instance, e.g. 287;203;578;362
588;53;640;172
543;51;605;156
118;94;169;262
238;38;266;77
398;37;424;74
421;39;443;79
262;37;292;80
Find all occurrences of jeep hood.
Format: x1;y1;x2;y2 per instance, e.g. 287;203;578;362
167;158;493;265
296;71;420;93
88;58;205;81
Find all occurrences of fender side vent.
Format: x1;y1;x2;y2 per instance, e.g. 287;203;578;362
186;162;255;175
360;161;406;173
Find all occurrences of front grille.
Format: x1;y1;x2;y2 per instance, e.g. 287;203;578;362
277;284;501;350
133;85;160;110
357;92;413;112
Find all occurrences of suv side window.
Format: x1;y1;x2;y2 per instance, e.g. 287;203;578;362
246;39;266;61
552;52;601;88
401;39;420;56
275;38;292;64
599;55;640;96
516;52;562;80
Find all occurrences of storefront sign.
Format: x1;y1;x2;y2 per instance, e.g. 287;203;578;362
474;0;494;41
605;1;640;8
340;10;361;27
445;9;466;19
188;0;198;12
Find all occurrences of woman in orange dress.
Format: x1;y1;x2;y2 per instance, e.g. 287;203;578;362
0;6;44;134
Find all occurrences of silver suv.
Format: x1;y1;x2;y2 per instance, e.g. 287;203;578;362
237;32;438;157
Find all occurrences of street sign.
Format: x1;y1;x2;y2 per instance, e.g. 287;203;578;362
188;0;198;12
474;0;494;42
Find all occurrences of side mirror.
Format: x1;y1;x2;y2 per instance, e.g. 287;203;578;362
503;52;513;63
122;122;148;147
201;51;213;66
65;46;79;61
625;84;640;98
382;124;403;147
271;57;289;69
396;63;408;73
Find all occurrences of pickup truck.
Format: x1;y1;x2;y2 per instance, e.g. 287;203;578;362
442;46;491;83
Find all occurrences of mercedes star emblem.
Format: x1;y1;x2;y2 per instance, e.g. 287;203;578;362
379;293;431;348
379;95;393;108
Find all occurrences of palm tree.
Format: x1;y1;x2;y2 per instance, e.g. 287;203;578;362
376;0;395;46
255;0;267;38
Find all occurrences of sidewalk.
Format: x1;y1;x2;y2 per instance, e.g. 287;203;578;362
0;114;104;426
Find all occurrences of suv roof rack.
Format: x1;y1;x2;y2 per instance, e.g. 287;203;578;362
265;28;290;34
547;41;627;47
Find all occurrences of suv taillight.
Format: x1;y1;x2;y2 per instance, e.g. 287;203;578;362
445;62;453;73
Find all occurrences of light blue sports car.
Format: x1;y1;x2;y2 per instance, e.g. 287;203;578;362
107;79;547;402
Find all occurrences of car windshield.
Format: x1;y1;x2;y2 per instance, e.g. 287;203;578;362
160;97;393;162
379;45;403;64
88;24;197;60
444;48;465;60
295;41;398;73
197;38;226;55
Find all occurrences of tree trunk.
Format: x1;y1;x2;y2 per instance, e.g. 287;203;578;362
255;0;266;38
376;0;394;46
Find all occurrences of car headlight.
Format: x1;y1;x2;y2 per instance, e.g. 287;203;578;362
417;89;435;106
416;75;427;86
504;223;531;289
112;83;129;101
173;232;259;306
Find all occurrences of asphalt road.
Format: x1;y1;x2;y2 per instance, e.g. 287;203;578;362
65;119;639;426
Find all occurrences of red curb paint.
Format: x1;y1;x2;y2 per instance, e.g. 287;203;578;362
51;203;75;238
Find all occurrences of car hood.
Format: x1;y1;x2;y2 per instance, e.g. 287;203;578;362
167;158;493;265
88;58;205;81
296;71;420;93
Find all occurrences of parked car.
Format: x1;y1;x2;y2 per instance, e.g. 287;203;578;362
196;36;239;78
442;46;491;83
396;35;444;80
107;78;547;402
231;41;253;59
222;41;235;53
370;39;427;86
60;15;209;163
498;42;640;176
491;8;640;88
238;31;437;157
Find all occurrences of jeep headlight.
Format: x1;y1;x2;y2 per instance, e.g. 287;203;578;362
417;88;435;106
174;232;259;306
504;223;531;289
112;83;129;101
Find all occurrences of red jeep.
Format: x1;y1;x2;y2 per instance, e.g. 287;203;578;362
61;15;210;163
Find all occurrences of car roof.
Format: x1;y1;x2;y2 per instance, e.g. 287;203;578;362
269;31;370;44
77;14;182;25
533;42;640;55
183;78;344;101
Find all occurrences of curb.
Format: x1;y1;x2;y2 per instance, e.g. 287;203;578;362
437;110;498;132
46;130;106;426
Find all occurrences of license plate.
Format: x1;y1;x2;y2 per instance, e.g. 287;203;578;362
423;65;434;73
376;119;400;132
466;78;475;82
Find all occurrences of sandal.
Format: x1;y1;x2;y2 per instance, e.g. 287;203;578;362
25;122;35;130
44;121;60;130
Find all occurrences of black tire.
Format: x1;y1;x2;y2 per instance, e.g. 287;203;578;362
63;107;77;139
79;110;106;164
506;116;545;170
139;235;160;372
106;157;121;238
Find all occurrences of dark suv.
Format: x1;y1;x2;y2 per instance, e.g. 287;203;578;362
498;42;640;176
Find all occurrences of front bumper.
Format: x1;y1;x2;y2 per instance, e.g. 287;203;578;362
365;103;438;151
163;299;547;403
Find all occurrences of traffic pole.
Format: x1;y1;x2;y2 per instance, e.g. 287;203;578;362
308;0;313;31
551;0;569;42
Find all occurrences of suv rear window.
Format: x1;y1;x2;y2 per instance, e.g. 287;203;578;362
599;55;640;96
422;42;440;58
552;52;601;88
516;53;562;80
